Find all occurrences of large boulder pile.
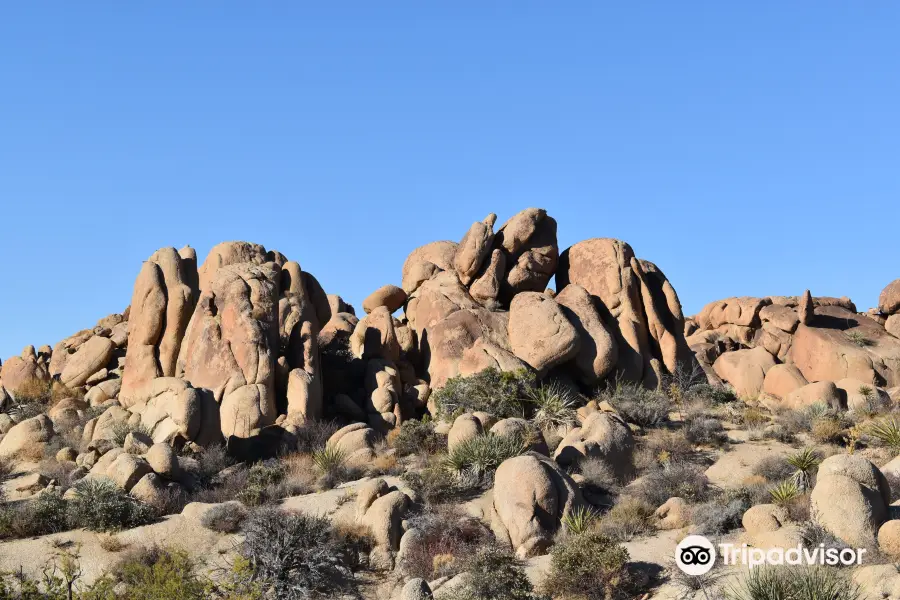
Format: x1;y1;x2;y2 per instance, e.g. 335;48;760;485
686;285;900;405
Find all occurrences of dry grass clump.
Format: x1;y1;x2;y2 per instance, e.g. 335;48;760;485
597;496;655;541
598;381;672;428
400;504;493;580
633;429;697;472
631;462;711;506
98;532;127;552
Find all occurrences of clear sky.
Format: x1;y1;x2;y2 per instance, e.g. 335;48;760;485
2;3;899;360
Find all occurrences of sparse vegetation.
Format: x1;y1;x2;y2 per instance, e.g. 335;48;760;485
868;416;900;452
442;546;545;600
598;496;654;541
240;507;355;599
691;497;747;535
541;531;634;600
684;414;728;446
845;330;873;348
561;505;599;536
68;477;155;532
444;433;528;486
725;566;861;600
769;480;801;505
431;368;535;419
785;447;821;491
632;462;711;506
200;502;247;533
400;505;493;580
600;381;671;427
391;417;445;456
112;421;154;447
525;381;579;430
312;446;351;490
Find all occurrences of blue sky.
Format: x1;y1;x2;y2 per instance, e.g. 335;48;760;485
2;3;899;360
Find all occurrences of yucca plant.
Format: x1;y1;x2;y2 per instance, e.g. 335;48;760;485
525;382;578;431
726;566;861;600
561;505;599;536
769;480;801;505
868;417;900;452
444;433;528;481
312;446;347;474
785;448;820;492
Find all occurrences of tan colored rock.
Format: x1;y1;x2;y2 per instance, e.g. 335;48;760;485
405;271;479;337
836;378;890;411
697;297;770;329
811;454;890;547
327;423;377;467
553;412;634;478
555;284;617;385
363;285;407;315
130;378;219;446
798;290;814;325
880;279;900;315
121;247;197;407
784;380;844;411
0;415;54;460
712;346;776;399
422;307;510;389
458;339;529;379
454;214;496;285
469;249;505;308
447;414;483;452
60;336;115;388
493;208;559;298
364;490;410;550
634;259;692;375
655;497;689;530
286;367;322;423
356;478;389;520
56;447;77;463
129;472;169;508
0;355;49;399
790;307;900;387
556;238;648;381
879;520;900;558
179;263;279;438
742;504;789;534
318;312;359;348
508;292;579;376
852;564;900;599
85;378;122;407
399;578;433;600
123;431;153;455
401;240;458;295
887;314;900;339
197;241;268;295
145;443;179;479
759;304;800;333
106;453;153;491
491;452;584;558
350;307;400;362
762;364;808;399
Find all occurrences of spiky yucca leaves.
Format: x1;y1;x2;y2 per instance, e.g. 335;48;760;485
726;566;861;600
444;433;528;483
525;382;578;431
868;417;900;452
769;480;801;505
785;448;820;492
561;505;599;536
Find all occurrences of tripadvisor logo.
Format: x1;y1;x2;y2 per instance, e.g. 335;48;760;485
675;535;867;573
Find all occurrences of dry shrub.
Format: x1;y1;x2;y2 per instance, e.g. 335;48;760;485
98;533;127;552
578;457;622;495
811;417;846;444
400;504;493;580
369;452;400;476
752;455;795;482
598;496;655;541
634;429;696;472
631;462;711;506
201;502;248;533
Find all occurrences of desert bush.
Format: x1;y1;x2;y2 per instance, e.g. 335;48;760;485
240;507;353;599
541;531;634;600
116;547;207;600
688;383;738;405
444;433;527;485
691;497;747;535
725;566;861;600
601;382;671;428
294;419;342;454
68;478;155;532
752;455;795;482
632;462;711;506
312;446;353;490
189;444;233;487
237;460;286;506
845;330;872;348
112;421;154;447
0;488;70;539
12;377;52;404
634;429;696;471
769;480;801;505
443;546;544;600
811;417;846;444
525;382;579;430
200;502;248;533
726;477;773;507
578;457;622;495
432;368;534;419
598;496;654;541
400;505;493;580
391;417;445;456
684;415;727;446
98;533;126;552
402;458;470;504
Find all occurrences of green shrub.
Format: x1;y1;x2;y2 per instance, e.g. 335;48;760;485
237;460;286;506
68;478;155;532
786;447;821;491
240;507;353;599
525;382;578;430
312;446;351;490
541;531;633;600
0;488;70;539
392;417;445;456
561;505;599;536
443;546;544;600
845;330;872;348
868;417;900;452
689;383;738;405
116;547;207;600
769;480;801;505
432;368;534;419
691;497;748;535
444;433;527;485
402;459;470;504
726;566;861;600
